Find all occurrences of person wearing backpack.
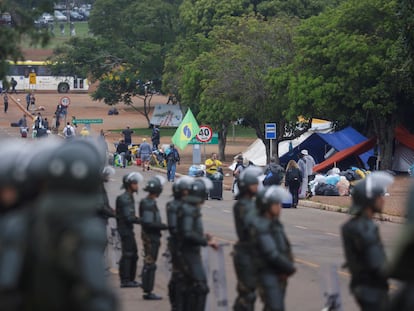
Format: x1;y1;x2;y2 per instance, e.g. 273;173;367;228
63;122;75;139
285;160;303;208
263;157;285;186
165;144;180;182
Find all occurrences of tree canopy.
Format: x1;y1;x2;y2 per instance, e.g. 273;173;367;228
0;0;54;80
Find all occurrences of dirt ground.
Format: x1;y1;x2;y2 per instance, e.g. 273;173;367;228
4;91;412;218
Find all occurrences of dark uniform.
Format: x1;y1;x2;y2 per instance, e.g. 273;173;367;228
176;178;214;311
140;176;168;300
116;173;142;288
97;167;116;224
341;172;394;311
250;186;296;311
166;177;193;310
23;138;117;310
232;166;262;311
386;182;414;311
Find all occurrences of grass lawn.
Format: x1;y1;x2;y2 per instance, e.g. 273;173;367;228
23;21;91;49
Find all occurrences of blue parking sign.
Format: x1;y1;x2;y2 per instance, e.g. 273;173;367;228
265;123;277;139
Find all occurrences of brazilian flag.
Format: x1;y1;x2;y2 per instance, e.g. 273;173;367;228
172;108;200;150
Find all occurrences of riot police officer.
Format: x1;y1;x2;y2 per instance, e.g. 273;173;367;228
166;176;194;310
28;138;118;310
386;181;414;311
341;171;394;311
140;175;168;300
116;171;143;288
97;166;116;224
232;166;262;311
250;186;296;311
176;177;218;311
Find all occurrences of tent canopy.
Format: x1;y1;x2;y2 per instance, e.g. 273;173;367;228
279;126;373;168
392;126;414;172
313;137;376;172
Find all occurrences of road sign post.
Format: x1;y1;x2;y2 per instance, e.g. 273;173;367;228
265;123;277;160
72;118;103;125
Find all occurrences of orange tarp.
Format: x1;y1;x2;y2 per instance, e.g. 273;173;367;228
395;126;414;150
313;137;376;173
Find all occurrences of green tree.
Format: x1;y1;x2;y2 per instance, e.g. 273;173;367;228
0;0;54;80
178;16;302;161
50;0;181;124
290;0;412;169
255;0;342;18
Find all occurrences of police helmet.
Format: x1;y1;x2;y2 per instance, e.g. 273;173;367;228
256;185;291;214
237;166;263;195
144;175;166;194
45;138;104;193
185;177;213;204
350;171;394;214
102;166;115;178
122;172;144;189
14;137;62;202
172;176;194;198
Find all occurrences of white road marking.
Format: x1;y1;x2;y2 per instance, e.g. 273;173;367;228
295;225;308;230
222;209;231;213
325;232;340;237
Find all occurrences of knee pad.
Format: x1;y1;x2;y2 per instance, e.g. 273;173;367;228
245;291;256;304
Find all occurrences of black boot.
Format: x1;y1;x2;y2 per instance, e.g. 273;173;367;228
143;292;163;300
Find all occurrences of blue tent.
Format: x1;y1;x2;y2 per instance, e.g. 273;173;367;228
279;126;374;169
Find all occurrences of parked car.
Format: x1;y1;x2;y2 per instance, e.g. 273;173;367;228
34;12;54;26
0;12;12;26
69;11;84;21
78;8;90;19
54;10;67;22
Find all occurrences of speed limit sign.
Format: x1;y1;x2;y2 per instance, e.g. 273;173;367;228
196;125;213;143
60;96;71;107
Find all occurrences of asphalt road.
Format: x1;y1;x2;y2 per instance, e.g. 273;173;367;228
104;168;402;311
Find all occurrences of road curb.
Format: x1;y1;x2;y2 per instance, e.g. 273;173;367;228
299;200;406;224
148;166;406;224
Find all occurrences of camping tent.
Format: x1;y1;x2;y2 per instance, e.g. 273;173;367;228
232;119;332;167
392;126;414;172
313;137;377;173
279;126;374;169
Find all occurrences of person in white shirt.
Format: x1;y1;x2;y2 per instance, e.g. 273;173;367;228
63;122;76;139
298;149;316;198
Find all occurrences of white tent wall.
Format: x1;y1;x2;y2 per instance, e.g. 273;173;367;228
392;143;414;172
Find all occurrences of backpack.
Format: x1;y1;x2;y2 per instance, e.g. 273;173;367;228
287;168;302;184
66;126;72;136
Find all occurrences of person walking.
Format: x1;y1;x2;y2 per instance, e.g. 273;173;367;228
232;155;245;196
298;150;316;198
122;126;134;145
341;172;394;311
250;186;296;311
151;125;160;151
30;93;36;110
116;172;143;288
165;144;180;182
284;160;303;208
26;92;31;110
10;77;17;94
138;138;152;171
232;167;262;311
139;176;168;300
3;92;8;113
175;178;218;310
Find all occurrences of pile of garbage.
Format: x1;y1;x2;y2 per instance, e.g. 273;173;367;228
310;167;370;196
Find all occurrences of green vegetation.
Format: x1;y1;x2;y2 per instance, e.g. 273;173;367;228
22;22;91;49
49;0;414;167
